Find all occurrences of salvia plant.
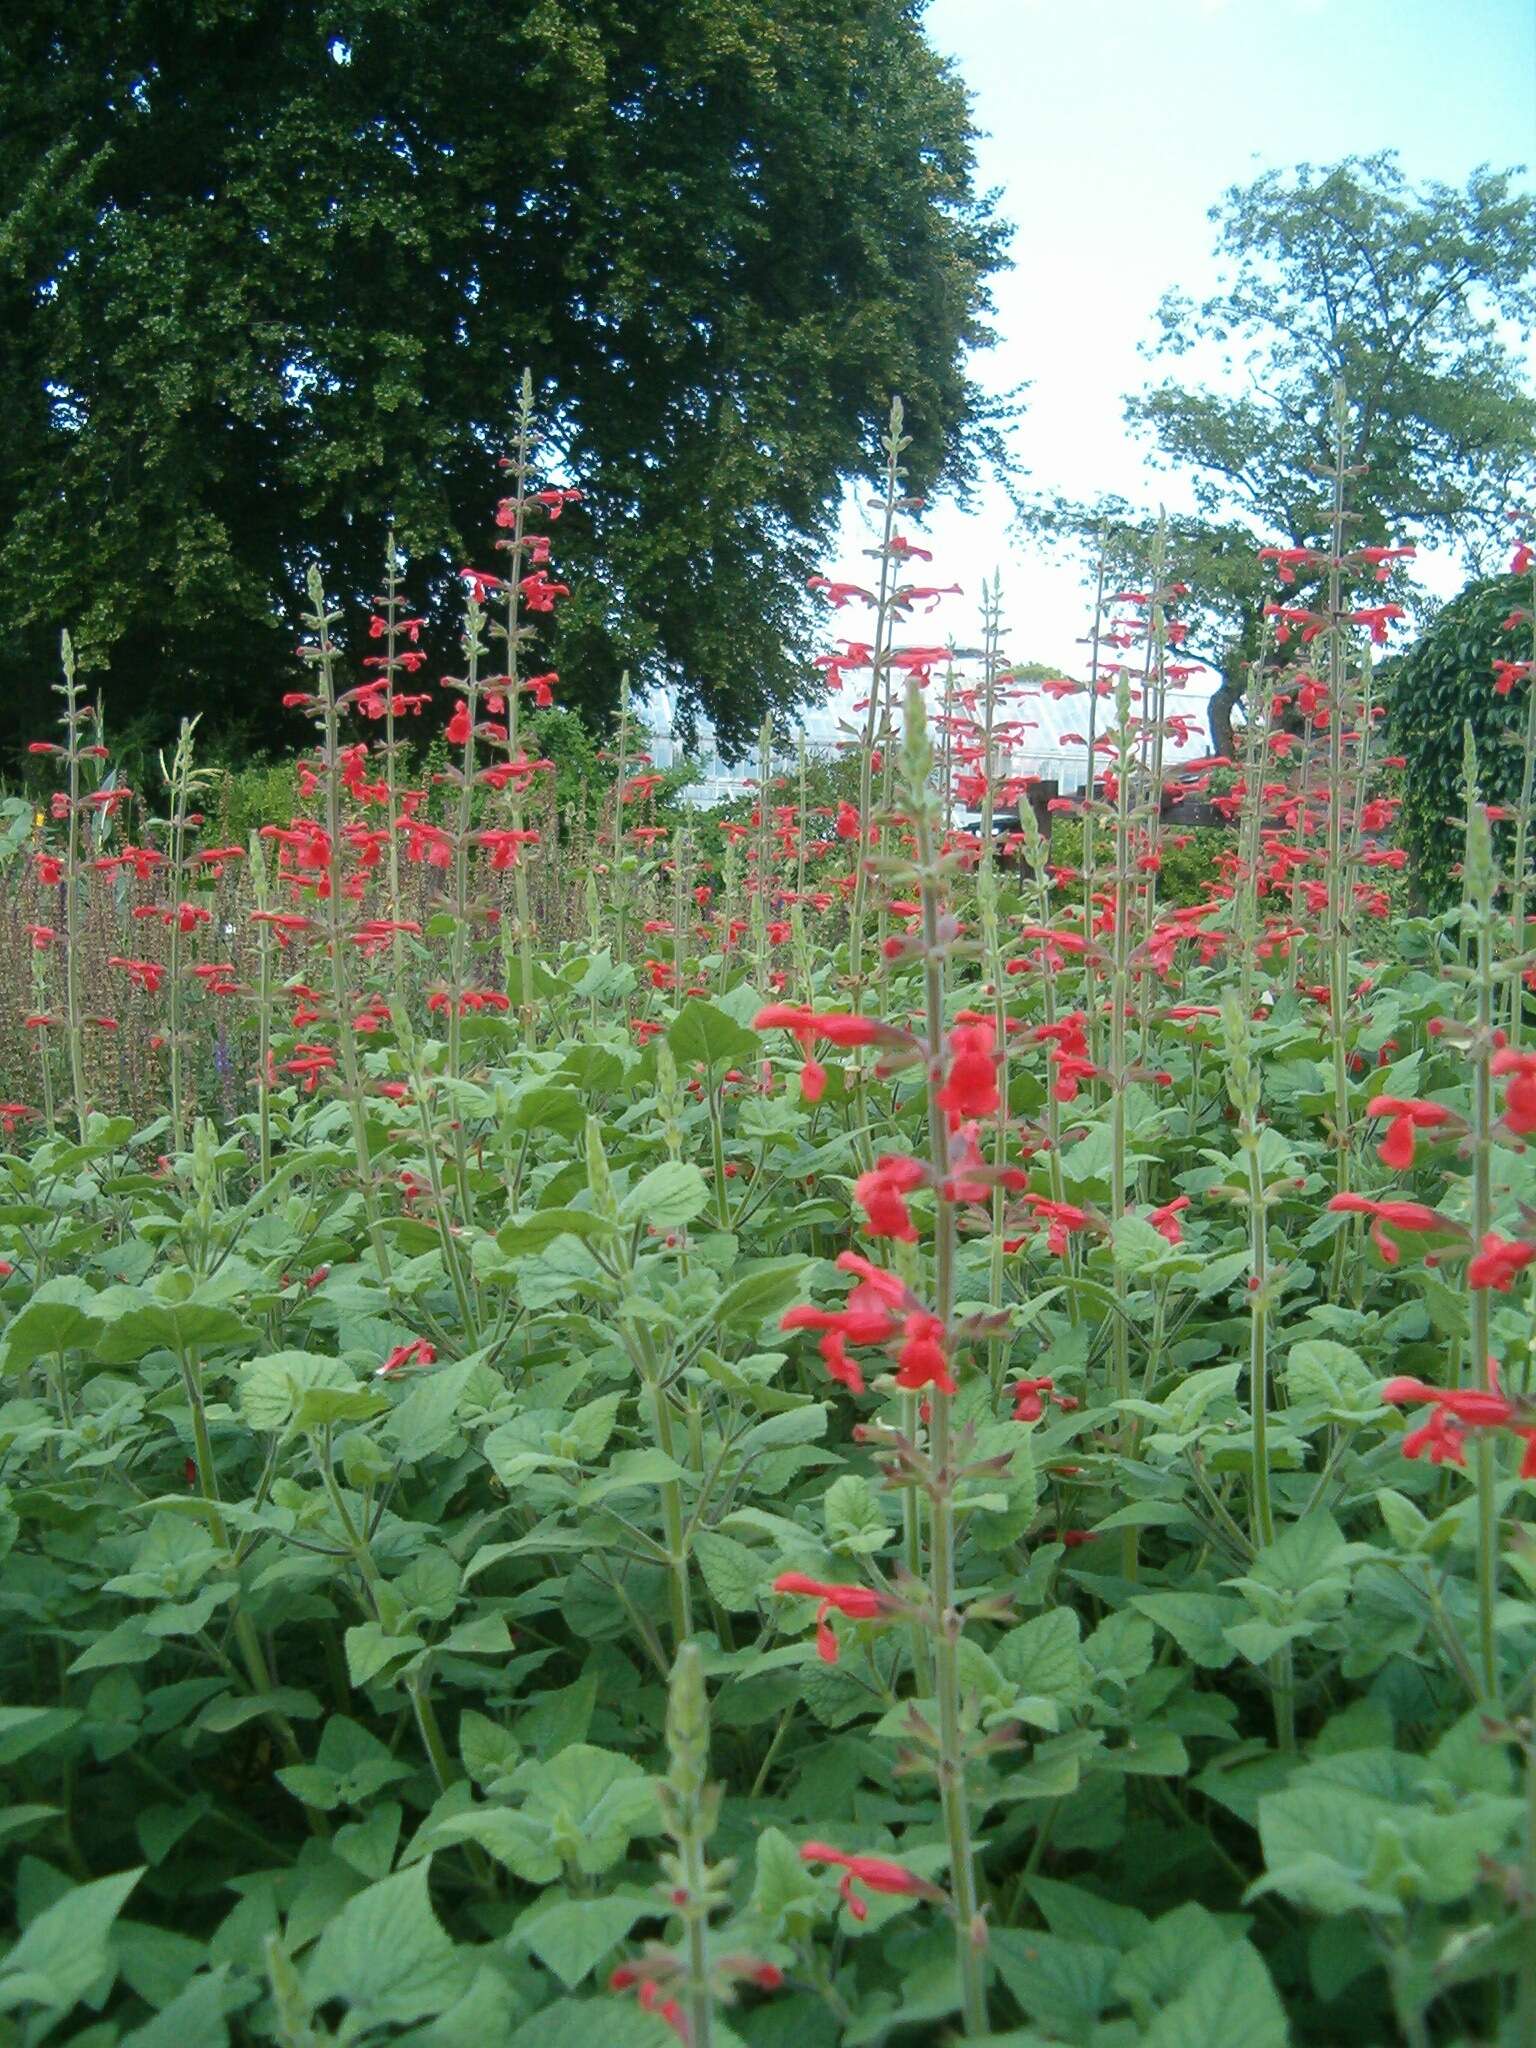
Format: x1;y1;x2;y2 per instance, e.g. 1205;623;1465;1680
0;388;1531;2048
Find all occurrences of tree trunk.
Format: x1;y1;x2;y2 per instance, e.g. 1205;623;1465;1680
1207;672;1242;759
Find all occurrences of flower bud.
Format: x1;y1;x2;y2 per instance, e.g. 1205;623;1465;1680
665;1640;711;1809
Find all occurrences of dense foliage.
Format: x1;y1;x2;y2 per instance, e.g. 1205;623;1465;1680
0;407;1534;2048
0;0;1011;763
1029;155;1536;752
1392;571;1534;907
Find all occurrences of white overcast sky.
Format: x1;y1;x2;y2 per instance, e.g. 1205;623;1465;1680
807;0;1536;762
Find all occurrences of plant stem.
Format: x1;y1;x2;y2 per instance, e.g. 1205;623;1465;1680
911;682;987;2038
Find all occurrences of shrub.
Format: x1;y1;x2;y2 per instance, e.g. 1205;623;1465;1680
1390;571;1531;905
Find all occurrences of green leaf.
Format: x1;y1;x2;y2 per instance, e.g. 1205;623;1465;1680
304;1863;468;2026
118;1968;230;2046
344;1622;425;1687
512;1893;649;1989
509;1997;678;2048
459;1709;520;1792
1284;1338;1379;1419
0;1277;104;1373
238;1351;354;1432
334;1803;403;1882
383;1357;480;1458
0;1706;82;1765
823;1473;894;1555
1111;1214;1176;1269
748;1825;822;1939
1139;1937;1289;2048
1131;1592;1244;1669
990;1928;1117;2038
275;1714;414;1811
496;1208;617;1256
94;1296;253;1364
712;1258;810;1333
668;998;763;1070
737;1403;829;1455
0;1866;142;2016
195;1689;322;1734
994;1609;1085;1701
509;1086;587;1137
619;1160;709;1229
436;1744;659;1882
1114;1903;1243;2019
694;1531;772;1612
293;1383;390;1429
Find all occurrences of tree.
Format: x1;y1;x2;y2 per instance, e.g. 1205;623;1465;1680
1027;155;1536;752
0;0;1012;763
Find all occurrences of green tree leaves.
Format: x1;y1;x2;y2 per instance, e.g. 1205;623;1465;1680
0;0;1012;757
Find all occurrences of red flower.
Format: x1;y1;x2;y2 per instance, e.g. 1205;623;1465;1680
376;1338;438;1378
609;1967;687;2043
1348;604;1405;644
772;1572;896;1663
1465;1233;1536;1292
1381;1372;1536;1476
798;1842;942;1920
937;1017;999;1127
519;571;570;612
854;1155;927;1241
1327;1192;1452;1264
109;957;167;995
808;576;877;608
1148;1195;1190;1245
1365;1095;1455;1171
895;1311;954;1394
280;1043;338;1092
1011;1192;1092;1258
1012;1375;1061;1422
1492;1048;1536;1134
753;1005;896;1105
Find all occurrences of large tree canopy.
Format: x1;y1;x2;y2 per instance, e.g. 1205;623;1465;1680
1026;154;1536;752
0;0;1011;760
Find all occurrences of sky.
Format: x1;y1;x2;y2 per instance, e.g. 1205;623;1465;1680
803;0;1536;771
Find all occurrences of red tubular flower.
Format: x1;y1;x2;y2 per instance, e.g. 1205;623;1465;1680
937;1017;999;1128
1010;1192;1092;1258
608;1967;687;2044
1381;1371;1536;1476
808;576;877;608
1348;604;1405;644
1365;1095;1455;1171
1012;1375;1077;1422
753;1006;896;1102
1492;1048;1536;1134
1327;1192;1451;1264
1148;1194;1190;1245
376;1338;438;1378
280;1043;338;1092
109;956;167;995
894;1311;954;1393
798;1842;942;1920
772;1572;896;1663
854;1154;927;1241
519;570;570;612
1466;1233;1536;1292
